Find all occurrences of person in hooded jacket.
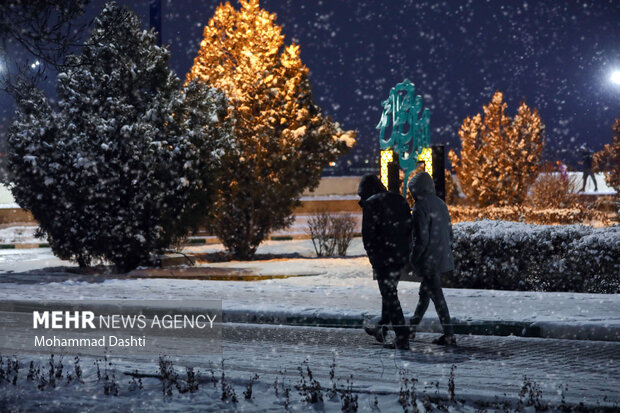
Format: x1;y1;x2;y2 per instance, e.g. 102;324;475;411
358;174;412;350
408;171;457;346
579;147;598;192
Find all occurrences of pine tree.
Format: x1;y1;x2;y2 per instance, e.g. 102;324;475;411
449;91;544;207
186;0;355;259
6;2;232;271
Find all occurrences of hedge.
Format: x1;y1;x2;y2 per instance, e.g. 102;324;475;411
446;220;620;293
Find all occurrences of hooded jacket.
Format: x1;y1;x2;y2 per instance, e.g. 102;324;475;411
358;174;412;270
408;172;455;276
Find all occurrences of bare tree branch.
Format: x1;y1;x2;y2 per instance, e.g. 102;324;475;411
0;0;91;68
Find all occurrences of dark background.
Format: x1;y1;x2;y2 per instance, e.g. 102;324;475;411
1;0;619;175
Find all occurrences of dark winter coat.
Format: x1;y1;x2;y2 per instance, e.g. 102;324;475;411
408;172;455;277
358;174;412;270
582;151;594;170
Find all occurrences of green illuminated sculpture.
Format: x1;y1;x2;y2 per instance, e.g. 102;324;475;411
377;79;430;197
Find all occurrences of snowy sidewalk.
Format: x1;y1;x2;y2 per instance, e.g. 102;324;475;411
1;239;618;342
2;326;618;411
1;277;617;342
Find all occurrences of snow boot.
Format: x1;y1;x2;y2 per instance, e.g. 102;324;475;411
432;334;457;346
364;325;388;343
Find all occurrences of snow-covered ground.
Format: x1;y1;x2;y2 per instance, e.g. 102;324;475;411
0;238;618;411
0;225;43;244
0;238;618;341
3;330;616;413
566;171;616;195
8;329;611;413
0;184;17;207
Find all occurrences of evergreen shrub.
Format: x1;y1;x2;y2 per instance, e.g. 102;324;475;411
447;220;619;293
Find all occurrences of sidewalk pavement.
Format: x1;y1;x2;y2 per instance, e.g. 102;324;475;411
1;259;618;342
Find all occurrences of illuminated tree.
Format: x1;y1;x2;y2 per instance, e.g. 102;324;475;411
187;0;355;258
449;91;544;207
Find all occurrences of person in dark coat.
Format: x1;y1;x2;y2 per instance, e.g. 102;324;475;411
408;171;456;346
358;174;412;350
579;147;598;192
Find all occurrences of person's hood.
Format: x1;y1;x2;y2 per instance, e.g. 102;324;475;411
407;171;435;201
358;174;386;204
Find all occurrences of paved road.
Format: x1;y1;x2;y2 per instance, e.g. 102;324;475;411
2;319;617;410
217;323;619;409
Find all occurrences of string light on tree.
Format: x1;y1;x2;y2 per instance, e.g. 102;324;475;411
449;91;544;207
186;0;355;259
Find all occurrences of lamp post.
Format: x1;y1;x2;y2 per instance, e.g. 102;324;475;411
431;144;446;201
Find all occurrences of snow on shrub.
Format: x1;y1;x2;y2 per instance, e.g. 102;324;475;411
6;2;233;271
448;220;619;293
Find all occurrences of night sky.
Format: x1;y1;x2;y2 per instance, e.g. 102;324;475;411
1;0;619;174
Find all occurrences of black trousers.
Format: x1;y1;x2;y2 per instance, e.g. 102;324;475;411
581;170;597;191
411;272;454;335
375;267;409;339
